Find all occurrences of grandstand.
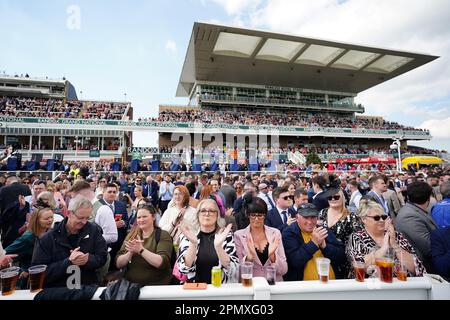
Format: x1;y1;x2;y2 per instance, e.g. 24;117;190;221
156;22;438;166
0;75;133;162
0;22;440;170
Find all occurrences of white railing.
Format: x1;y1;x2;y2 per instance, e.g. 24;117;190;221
1;276;448;300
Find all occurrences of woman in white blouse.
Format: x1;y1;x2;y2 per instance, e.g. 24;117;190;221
159;185;199;245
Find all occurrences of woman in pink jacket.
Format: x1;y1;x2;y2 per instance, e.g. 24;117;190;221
234;197;288;282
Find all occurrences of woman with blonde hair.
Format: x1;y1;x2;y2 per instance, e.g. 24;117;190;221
46;181;67;211
318;188;361;245
176;199;239;284
346;199;425;279
5;201;54;288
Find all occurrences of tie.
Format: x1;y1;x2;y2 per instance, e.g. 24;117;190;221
106;202;114;214
281;210;288;224
266;194;275;209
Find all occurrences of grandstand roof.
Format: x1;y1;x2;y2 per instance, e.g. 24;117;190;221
176;22;438;97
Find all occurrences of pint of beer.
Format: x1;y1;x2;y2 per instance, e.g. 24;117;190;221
396;260;407;281
353;261;366;282
240;262;253;287
1;267;20;296
315;258;331;283
28;265;47;292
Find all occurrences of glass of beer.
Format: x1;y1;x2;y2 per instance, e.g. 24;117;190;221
240;262;253;287
266;266;276;285
1;266;20;296
376;258;394;283
353;261;366;282
28;265;47;292
396;260;407;281
315;258;331;283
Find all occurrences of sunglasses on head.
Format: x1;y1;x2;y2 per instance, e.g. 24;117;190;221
327;195;341;201
366;214;388;221
137;203;157;213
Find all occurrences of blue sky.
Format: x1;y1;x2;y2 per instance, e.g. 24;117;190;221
1;0;449;152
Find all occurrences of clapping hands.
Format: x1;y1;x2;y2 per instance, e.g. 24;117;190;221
214;224;232;249
125;235;144;254
180;225;198;245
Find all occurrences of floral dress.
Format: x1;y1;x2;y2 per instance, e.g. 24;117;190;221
346;229;426;278
319;208;363;277
319;208;363;246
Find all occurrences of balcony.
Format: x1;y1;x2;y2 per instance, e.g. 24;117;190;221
199;94;365;113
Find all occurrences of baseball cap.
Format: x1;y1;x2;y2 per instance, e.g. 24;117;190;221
297;203;319;217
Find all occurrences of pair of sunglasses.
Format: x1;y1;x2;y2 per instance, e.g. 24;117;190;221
282;195;294;201
327;195;341;201
366;215;388;221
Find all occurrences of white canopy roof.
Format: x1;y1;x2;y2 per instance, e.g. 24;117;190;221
177;22;438;96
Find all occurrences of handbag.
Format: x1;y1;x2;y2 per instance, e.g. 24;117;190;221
100;266;143;300
172;262;188;282
169;207;186;239
153;227;187;283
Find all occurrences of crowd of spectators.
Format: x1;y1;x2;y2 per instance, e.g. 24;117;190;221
1;166;449;294
159;145;395;156
0;97;128;120
138;108;428;133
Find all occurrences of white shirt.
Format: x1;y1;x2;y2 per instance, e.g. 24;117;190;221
159;205;199;239
95;205;118;245
276;206;289;224
349;190;362;210
0;235;4;259
257;192;275;211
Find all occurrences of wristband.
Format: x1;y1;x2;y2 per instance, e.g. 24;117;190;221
139;248;145;255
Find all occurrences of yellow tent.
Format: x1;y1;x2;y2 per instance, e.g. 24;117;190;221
402;156;444;170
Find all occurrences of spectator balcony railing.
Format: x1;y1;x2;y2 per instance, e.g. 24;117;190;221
199;94;365;113
0;116;431;139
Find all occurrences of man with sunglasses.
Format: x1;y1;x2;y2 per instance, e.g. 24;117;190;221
282;203;346;281
32;195;107;288
257;182;275;211
265;187;295;231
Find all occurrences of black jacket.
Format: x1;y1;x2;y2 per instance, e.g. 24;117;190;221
0;182;31;214
31;218;107;288
312;191;329;212
0;201;30;248
142;181;159;206
265;207;289;232
220;185;237;209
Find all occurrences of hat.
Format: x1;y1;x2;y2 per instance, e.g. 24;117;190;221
297;203;319;217
322;187;340;199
